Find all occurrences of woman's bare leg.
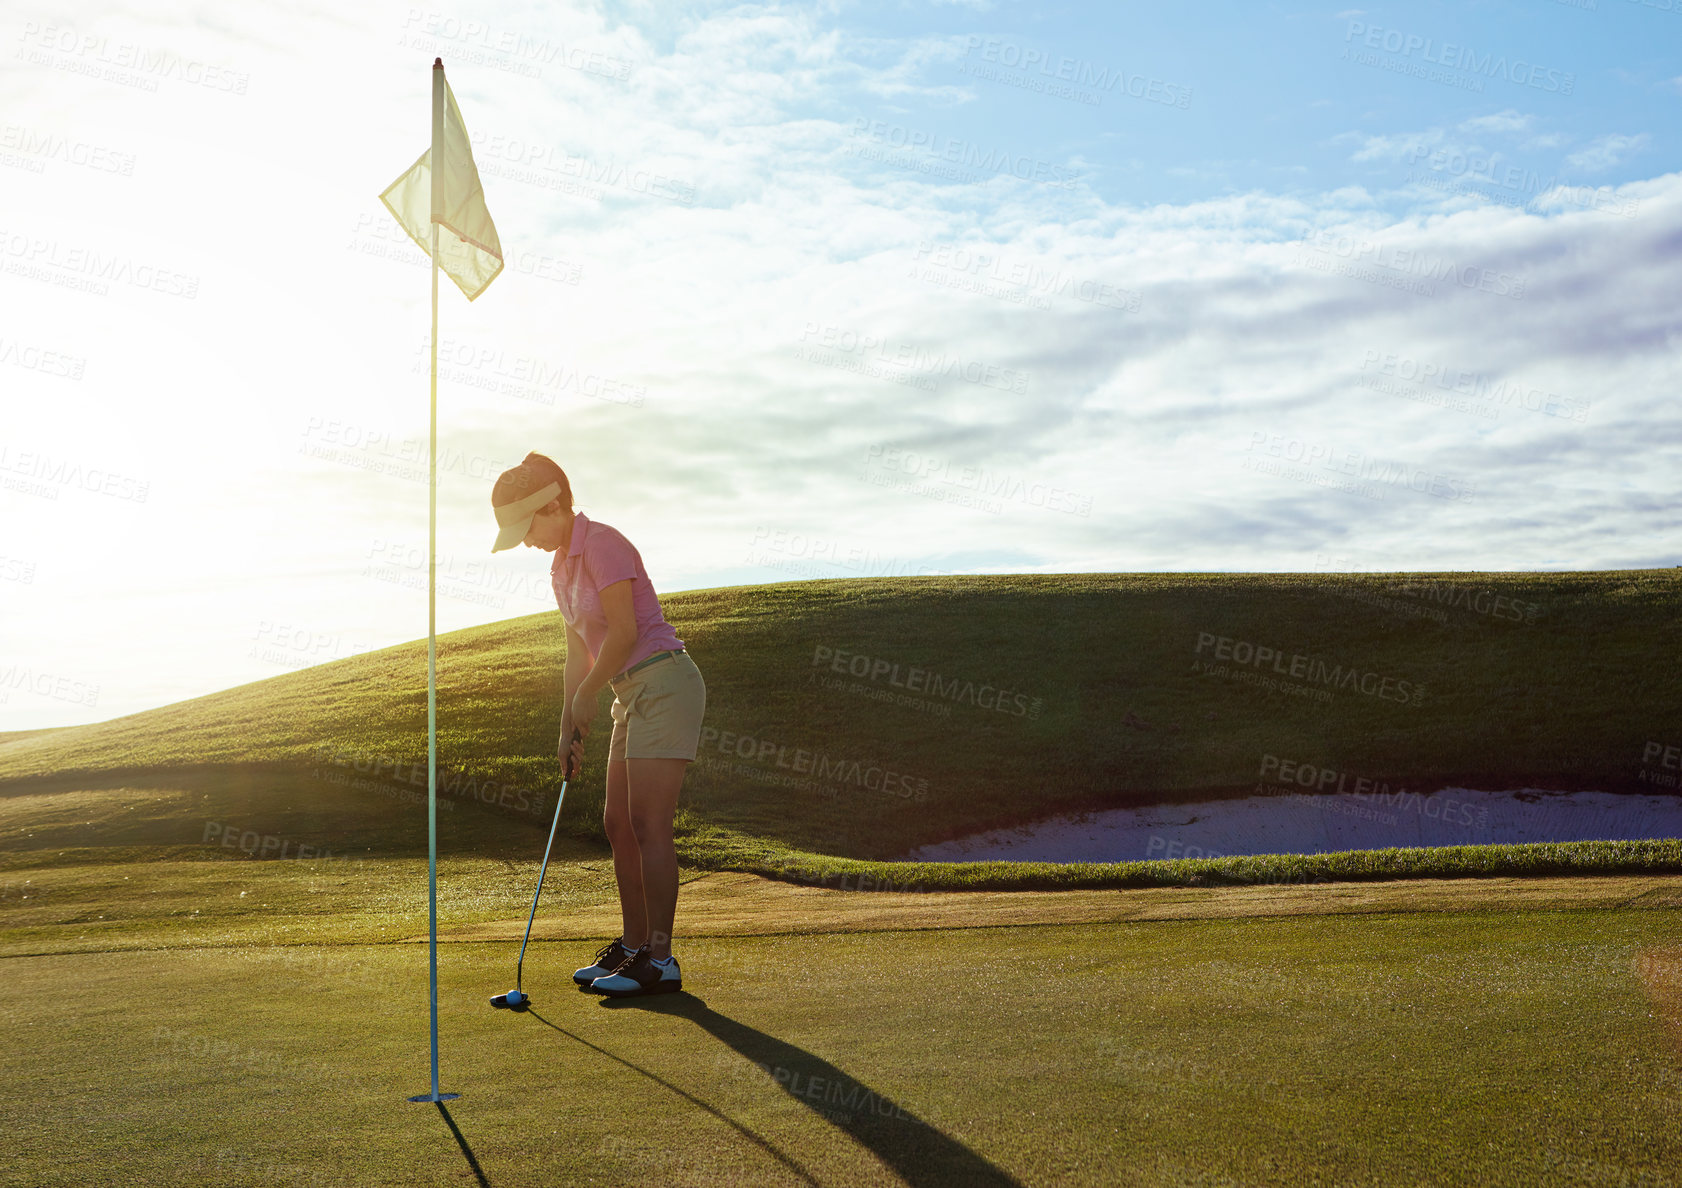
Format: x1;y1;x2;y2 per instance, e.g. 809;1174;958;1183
625;757;689;961
601;757;647;948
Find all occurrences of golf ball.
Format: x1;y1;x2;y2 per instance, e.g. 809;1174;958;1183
505;990;524;1005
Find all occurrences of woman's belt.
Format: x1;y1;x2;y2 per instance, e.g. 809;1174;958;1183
611;647;685;684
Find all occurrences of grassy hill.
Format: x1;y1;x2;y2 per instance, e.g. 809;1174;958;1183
1;571;1678;877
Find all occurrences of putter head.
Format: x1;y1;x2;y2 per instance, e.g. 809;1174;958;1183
490;993;511;1010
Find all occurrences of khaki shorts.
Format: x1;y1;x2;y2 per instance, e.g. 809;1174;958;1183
608;649;707;762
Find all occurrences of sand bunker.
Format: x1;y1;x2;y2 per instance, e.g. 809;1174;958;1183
907;788;1682;863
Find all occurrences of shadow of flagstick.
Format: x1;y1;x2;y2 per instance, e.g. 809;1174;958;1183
435;1103;491;1188
595;994;1024;1188
525;1008;821;1186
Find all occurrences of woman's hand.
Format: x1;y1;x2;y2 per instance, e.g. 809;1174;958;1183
570;689;599;740
557;723;584;780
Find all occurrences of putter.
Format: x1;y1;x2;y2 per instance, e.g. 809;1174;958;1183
491;728;581;1012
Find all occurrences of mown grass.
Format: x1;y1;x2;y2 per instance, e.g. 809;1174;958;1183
3;906;1680;1187
710;836;1682;892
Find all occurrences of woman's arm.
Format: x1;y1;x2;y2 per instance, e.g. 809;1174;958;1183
570;579;637;735
558;620;589;772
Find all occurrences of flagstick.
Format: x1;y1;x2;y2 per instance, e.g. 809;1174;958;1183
410;56;458;1107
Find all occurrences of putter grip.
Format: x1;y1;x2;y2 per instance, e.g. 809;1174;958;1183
564;726;583;780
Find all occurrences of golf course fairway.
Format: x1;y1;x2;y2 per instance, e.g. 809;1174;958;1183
3;861;1682;1186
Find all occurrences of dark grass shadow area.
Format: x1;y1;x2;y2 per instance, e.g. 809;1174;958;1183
590;994;1022;1187
436;1102;491;1188
526;1007;822;1185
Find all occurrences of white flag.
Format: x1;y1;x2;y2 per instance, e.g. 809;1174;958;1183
380;69;503;301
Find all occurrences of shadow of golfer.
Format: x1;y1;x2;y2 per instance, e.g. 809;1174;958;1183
526;1007;821;1185
594;994;1022;1188
435;1103;491;1188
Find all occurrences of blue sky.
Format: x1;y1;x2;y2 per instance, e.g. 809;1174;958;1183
836;0;1676;213
2;0;1679;727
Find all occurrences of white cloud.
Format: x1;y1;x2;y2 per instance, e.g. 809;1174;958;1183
1457;110;1531;135
1565;133;1651;173
1336;110;1538;167
1329;127;1446;163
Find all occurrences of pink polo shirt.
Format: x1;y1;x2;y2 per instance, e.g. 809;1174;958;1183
550;512;683;671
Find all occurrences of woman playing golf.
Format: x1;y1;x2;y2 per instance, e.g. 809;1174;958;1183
491;452;706;997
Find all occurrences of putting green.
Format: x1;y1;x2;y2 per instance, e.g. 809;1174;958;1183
4;879;1681;1186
